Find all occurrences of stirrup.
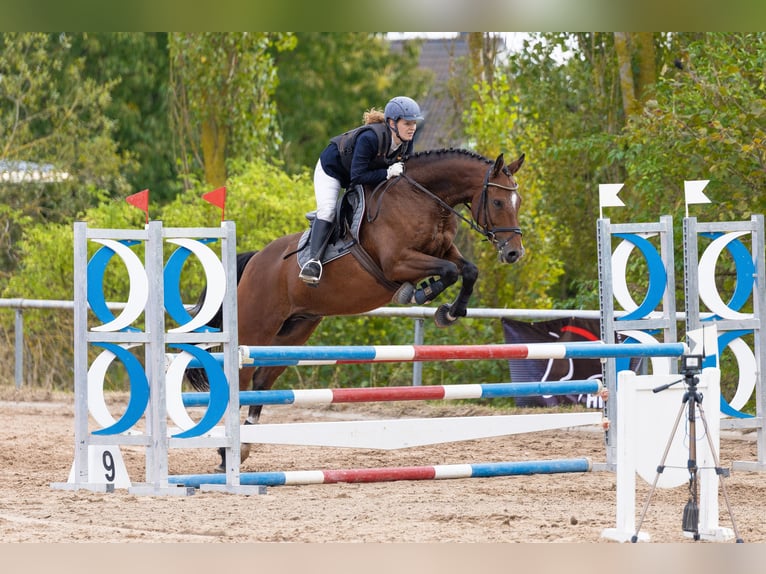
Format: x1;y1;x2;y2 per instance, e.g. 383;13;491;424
299;259;323;284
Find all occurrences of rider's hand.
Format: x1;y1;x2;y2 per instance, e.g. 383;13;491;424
386;162;404;179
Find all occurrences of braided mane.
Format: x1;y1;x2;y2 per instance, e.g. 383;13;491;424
403;147;493;166
403;148;515;178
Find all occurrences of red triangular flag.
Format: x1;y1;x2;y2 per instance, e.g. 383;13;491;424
202;187;226;221
126;189;149;224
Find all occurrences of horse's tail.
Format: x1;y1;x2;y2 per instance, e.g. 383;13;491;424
184;250;258;392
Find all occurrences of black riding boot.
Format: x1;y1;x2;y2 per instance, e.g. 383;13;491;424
299;218;333;285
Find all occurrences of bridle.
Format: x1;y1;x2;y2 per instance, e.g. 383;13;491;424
476;164;523;251
372;164;522;251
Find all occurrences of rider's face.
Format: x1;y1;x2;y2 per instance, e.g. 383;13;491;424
391;118;418;143
397;119;418;142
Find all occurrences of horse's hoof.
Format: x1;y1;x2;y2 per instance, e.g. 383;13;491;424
392;282;415;305
214;443;252;473
434;304;458;328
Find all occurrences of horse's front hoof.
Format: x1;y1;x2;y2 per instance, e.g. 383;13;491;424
392;282;415;305
434;304;459;328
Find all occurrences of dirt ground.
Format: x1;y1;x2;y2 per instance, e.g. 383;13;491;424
1;388;764;545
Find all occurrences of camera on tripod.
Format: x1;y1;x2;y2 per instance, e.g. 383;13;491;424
680;354;703;376
633;351;744;542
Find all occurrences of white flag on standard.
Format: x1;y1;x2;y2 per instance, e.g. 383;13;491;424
684;180;711;205
684;180;711;217
598;183;624;218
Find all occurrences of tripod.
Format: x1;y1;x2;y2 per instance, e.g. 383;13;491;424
631;356;744;543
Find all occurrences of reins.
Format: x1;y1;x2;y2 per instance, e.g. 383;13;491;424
367;165;522;248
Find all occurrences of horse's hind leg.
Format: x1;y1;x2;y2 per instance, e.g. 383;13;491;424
216;316;323;471
215;365;287;472
217;365;284;470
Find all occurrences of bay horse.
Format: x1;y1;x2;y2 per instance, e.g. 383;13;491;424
189;148;526;470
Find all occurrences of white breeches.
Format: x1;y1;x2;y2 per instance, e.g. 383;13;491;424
313;159;341;222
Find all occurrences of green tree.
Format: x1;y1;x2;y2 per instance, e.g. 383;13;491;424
619;33;766;220
464;33;645;308
168;32;296;189
0;32;133;288
464;32;766;312
464;72;565;311
613;32;656;120
66;33;180;202
273;32;431;174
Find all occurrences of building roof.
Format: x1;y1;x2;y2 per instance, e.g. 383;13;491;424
390;35;471;151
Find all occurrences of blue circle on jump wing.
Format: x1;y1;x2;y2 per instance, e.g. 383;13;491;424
700;232;755;320
702;330;755;419
170;344;230;438
615;337;638;375
614;332;660;376
614;233;667;321
87;240;140;330
91;343;150;435
163;239;218;331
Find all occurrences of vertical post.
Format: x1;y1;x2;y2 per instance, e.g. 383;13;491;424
72;222;90;484
659;215;678;346
221;220;243;489
683;217;700;335
753;214;766;468
597;218;617;469
14;308;23;389
412;318;424;386
603;370;642;541
143;221;168;487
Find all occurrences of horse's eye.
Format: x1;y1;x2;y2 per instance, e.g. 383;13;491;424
492;199;503;209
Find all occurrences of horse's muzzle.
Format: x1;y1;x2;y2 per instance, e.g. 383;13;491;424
498;241;525;264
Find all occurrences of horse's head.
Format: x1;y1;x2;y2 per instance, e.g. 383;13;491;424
472;153;525;264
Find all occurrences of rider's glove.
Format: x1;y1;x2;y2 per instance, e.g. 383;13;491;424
386;162;404;179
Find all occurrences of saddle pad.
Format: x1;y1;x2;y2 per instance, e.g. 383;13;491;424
296;187;365;269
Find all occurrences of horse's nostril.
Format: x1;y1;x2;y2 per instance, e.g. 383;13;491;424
500;250;519;264
507;250;522;263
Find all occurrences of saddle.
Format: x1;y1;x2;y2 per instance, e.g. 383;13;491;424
296;186;364;269
296;187;400;290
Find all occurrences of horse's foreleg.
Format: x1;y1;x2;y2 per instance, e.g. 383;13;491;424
392;257;460;306
409;277;451;304
435;259;477;327
388;249;476;328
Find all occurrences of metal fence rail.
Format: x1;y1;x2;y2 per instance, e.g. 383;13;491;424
1;297;655;389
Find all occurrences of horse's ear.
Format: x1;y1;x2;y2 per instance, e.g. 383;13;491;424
492;153;505;177
506;153;525;175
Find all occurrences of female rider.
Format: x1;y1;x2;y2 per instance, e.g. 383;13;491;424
299;96;423;284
